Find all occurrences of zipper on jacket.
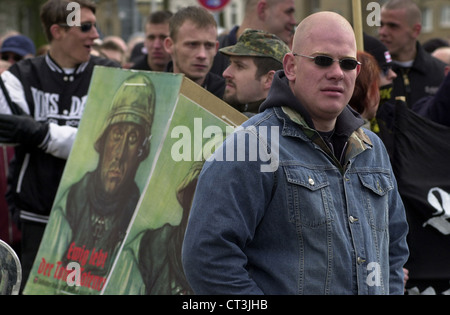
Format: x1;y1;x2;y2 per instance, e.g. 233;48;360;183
16;153;30;194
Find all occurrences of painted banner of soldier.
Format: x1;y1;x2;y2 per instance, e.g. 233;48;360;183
23;67;246;295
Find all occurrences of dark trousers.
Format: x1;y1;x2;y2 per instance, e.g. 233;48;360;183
19;220;46;292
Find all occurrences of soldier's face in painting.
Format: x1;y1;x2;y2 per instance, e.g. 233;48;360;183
100;122;144;194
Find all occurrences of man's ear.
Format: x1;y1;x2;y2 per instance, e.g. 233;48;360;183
262;70;276;90
164;37;174;55
257;0;268;20
284;53;297;81
412;23;422;38
356;63;362;77
50;24;65;40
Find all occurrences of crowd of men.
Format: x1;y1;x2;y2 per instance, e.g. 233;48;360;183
0;0;449;295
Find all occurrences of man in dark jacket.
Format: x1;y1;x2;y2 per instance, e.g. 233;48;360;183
379;0;446;107
220;29;290;117
210;0;296;76
411;72;450;127
131;10;172;72
163;6;225;99
0;0;119;288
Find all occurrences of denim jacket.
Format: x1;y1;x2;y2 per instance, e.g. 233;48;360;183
183;102;409;295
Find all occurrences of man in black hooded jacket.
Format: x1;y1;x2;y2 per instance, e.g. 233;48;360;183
0;0;119;288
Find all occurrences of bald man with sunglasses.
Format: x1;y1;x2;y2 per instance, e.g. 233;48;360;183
182;11;409;295
0;0;119;289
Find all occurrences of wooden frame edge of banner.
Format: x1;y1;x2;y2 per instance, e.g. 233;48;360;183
179;76;248;127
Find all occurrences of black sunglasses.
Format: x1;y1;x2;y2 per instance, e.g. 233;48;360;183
1;53;22;62
59;22;96;33
293;53;361;71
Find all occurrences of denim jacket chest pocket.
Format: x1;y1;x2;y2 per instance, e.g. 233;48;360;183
356;172;393;232
283;166;333;228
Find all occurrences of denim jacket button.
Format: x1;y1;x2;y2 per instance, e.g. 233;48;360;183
308;177;315;186
357;257;366;265
349;216;359;223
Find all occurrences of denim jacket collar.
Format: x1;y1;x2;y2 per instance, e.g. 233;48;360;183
275;106;373;170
